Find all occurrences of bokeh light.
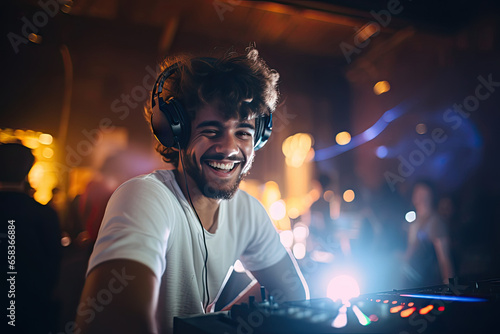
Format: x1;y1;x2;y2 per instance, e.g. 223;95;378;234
38;133;53;145
376;145;388;158
279;230;294;248
373;81;391;95
292;242;306;259
405;211;416;223
327;275;360;304
282;133;314;168
42;147;54;159
416;123;427;134
335;131;351;145
262;181;281;208
270;200;287;220
343;189;355;202
293;223;309;241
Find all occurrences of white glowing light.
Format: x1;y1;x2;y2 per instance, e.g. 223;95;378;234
405;211;416;223
352;305;371;326
292;242;306;260
293;223;309;241
270;200;287;220
234;260;246;273
279;230;294;248
327;275;360;304
332;305;348;328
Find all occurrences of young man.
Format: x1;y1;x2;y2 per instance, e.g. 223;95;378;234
76;48;308;334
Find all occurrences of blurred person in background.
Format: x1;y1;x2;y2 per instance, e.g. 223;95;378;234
401;180;455;287
0;142;62;333
78;152;131;245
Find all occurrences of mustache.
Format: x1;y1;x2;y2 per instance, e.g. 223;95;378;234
201;153;245;162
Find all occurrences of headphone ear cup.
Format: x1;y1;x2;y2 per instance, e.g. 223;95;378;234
151;96;189;148
254;113;272;151
168;98;190;148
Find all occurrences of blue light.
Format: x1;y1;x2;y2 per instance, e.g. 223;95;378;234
399;294;488;303
383;109;398;122
376;146;388;159
314;102;410;161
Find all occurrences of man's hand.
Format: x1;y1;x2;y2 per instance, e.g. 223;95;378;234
75;259;159;334
250;252;309;303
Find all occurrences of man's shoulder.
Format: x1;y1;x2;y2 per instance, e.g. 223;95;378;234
228;189;267;216
117;169;176;193
232;188;259;205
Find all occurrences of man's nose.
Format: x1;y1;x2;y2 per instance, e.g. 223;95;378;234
214;133;239;157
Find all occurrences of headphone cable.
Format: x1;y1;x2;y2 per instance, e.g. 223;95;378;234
178;144;210;311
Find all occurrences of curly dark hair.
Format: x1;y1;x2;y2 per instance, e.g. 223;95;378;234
144;46;280;166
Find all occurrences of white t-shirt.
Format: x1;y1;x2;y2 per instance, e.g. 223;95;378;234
87;170;287;333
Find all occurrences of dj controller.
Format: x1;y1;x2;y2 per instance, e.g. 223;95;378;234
174;278;500;333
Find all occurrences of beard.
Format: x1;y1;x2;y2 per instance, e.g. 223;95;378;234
181;151;254;200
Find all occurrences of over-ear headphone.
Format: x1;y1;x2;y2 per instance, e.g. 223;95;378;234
150;59;272;150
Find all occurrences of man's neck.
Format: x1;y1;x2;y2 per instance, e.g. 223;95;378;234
173;170;221;233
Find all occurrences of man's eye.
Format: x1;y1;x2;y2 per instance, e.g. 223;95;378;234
238;131;252;138
202;129;218;136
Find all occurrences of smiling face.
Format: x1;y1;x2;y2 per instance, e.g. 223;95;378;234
179;103;256;200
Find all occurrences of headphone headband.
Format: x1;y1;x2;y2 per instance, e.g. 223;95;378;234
150;60;272;150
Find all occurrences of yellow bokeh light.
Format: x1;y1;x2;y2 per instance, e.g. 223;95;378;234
23;136;40;149
356;23;378;43
39;133;53;145
309;187;320;203
262;181;281;208
283;133;314;168
324;190;334;202
373;81;391;95
288;207;300;219
336;131;351;145
286;196;305;219
28;33;43;44
42;147;54;159
276;216;291;231
305;148;315;162
1;128;58;205
343;189;355;202
14;129;24;137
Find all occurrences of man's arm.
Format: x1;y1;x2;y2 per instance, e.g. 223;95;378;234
250;252;309;303
75;259;159;334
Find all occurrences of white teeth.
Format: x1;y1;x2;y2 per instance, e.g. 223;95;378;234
207;161;235;170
